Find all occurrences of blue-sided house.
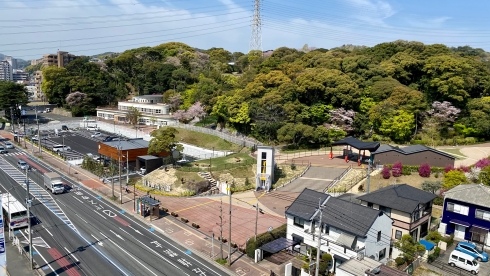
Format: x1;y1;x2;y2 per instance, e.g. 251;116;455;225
440;184;490;247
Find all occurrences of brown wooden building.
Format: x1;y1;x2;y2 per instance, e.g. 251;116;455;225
97;138;168;162
371;144;455;167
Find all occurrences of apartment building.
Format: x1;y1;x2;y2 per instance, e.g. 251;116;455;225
42;51;77;67
0;60;13;81
12;69;29;82
34;71;43;100
4;56;17;70
96;95;176;126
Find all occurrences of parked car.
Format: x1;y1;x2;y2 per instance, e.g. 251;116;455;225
456;241;489;262
17;160;29;170
449;250;480;274
52;145;71;152
31;135;47;141
91;132;101;138
4;142;13;149
140;167;146;175
0;147;7;154
61;125;69;131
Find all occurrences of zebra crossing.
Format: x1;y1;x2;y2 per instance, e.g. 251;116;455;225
2;152;25;157
0;157;78;233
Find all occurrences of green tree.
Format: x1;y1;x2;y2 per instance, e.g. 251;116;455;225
394;234;425;261
379;110;415;142
421;180;442;194
277;123;314;148
148;127;183;164
126;107;142;128
479;166;490;186
0;81;28;119
41;66;70;105
443;170;467;189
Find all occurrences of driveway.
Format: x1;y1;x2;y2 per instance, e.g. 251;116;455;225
277;166;347;193
427;243;490;276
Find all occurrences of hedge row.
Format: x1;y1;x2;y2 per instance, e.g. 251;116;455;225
246;224;287;258
383;164;445;174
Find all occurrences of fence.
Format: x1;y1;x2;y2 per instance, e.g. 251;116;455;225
167;122;262;148
276;147;346;161
323;165;352;193
274;162;311;190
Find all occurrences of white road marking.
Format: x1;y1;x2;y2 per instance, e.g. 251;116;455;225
75;213;88;224
107;238;159;276
118;227;130;235
136;239;188;275
42;225;53;237
109;229;124;241
72;196;84;204
93;210;106;219
128;226;142;235
19;231;58;275
64;247;80;262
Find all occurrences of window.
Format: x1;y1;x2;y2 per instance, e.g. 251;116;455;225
395;230;402;240
475;209;490;221
379;206;391;217
378;248;386;260
377;231;381;242
367;202;373;208
261;152;267;159
447;203;469;215
323;224;329;235
294;217;305;227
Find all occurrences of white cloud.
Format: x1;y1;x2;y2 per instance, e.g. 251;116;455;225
342;0;397;26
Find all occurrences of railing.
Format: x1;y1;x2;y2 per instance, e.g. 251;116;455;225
274;162;311;190
323;165;352;193
276;147;345;161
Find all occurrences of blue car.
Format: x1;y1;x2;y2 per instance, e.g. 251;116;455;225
456;242;489;262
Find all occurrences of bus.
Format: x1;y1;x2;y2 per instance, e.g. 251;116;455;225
1;193;29;230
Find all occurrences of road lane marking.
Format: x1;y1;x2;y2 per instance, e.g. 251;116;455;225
64;247;80;262
72;195;84;204
93;210;106;219
118;227;130;235
128;226;143;235
19;230;58;275
109;229;124;241
137;239;188;275
75;214;88;224
42;225;53;237
106;238;159;276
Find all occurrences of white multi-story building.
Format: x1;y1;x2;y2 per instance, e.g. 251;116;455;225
25;86;37;99
96;95;176;126
285;188;393;274
0;60;13;81
4;56;17;70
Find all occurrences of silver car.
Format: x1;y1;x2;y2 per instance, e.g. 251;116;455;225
4;142;13;149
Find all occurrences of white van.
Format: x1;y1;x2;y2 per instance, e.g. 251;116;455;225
87;126;98;131
448;250;480;274
52;145;71;152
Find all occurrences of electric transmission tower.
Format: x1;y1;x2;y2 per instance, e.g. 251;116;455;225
249;0;262;53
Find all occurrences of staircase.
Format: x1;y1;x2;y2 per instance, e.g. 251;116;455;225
328;169;367;193
198;171;217;186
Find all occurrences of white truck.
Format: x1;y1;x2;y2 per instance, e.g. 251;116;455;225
44;172;64;194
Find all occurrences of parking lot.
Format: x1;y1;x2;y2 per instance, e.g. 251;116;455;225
428;243;490;276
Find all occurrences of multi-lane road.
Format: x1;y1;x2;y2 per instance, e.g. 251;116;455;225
0;143;226;276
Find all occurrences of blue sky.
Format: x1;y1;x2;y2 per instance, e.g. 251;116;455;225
1;0;490;60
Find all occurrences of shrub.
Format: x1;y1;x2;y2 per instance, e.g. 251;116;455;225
419;163;431;177
395;257;405;266
434;247;441;257
434;172;440;178
231;242;238;248
290;163;296;170
458;165;470;173
402;167;411;175
392;161;402;177
161;207;168;212
246;224;287;258
428;253;437;263
433;196;444;206
442;234;454;247
181;217;189;223
358;184;364;192
322;253;332;263
192;222;199;228
444;164;454;173
443;170;467;189
426;231;442;243
475;158;490;168
382;166;391;179
171;212;178;217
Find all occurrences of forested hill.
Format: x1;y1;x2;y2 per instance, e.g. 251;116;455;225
39;40;490;147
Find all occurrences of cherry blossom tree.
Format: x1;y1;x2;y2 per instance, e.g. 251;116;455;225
65;91;87;107
186;102;206;119
168;95;182;112
427;101;461;124
329;108;355;132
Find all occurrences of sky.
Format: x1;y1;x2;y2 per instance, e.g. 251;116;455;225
1;0;490;60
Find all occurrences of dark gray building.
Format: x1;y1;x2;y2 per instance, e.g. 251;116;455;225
371;144;455;167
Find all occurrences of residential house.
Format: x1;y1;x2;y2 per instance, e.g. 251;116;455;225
336;255;382;276
96;94;176;126
364;264;410;276
371;144;455;167
357;184;437;258
439;184;490;247
286;188;393;273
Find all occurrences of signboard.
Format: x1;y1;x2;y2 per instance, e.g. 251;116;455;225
0;196;6;275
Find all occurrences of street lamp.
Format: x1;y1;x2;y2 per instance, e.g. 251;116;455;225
24;167;33;270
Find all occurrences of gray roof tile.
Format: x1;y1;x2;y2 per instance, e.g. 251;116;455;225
444;184;490;207
357;184;437;213
371;144;455;159
102;138;149;150
285;188;383;237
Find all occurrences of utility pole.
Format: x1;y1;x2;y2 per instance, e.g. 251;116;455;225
367;159;372;193
228;181;232;266
10;107;15;134
23;120;26;148
217;198;224;260
126;150;129;184
255;203;259;242
118;134;122;204
315;196;330;276
37;119;41;154
25;168;33;269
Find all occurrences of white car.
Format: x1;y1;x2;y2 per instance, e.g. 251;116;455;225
91;132;101;138
4;142;13;149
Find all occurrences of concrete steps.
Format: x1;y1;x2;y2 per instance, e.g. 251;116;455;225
198;171;217;185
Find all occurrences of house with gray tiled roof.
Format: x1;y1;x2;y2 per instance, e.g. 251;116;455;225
371;144;455;167
440;184;490;247
285;188;393;273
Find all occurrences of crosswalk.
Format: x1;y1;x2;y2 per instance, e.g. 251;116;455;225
0;157;78;233
2;152;25;157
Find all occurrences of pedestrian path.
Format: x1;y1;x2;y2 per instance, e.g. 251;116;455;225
0;157;78;233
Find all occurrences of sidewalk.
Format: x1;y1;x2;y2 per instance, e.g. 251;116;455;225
1;130;277;276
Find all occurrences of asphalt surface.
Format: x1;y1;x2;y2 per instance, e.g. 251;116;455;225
0;148;121;276
0;142;226;276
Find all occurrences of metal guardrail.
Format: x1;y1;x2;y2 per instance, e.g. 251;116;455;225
323;165;352;193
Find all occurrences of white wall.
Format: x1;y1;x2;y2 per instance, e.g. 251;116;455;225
363;213;392;262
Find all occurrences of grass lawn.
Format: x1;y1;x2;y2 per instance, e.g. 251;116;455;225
368;172;442;192
173;128;246;152
438;148;466;160
194;153;255;169
432;206;442;219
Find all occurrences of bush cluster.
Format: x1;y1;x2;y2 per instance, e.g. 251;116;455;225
246;224;286;258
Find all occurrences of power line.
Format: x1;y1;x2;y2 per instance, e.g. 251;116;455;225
0;12;251;35
0;0;216;9
3;8;247;28
0;1;250;22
